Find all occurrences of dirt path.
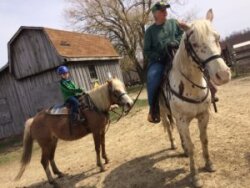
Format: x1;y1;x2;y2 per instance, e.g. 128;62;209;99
1;77;250;188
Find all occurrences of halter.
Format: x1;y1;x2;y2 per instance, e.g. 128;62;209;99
107;82;127;106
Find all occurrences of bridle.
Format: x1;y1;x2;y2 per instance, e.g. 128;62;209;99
169;30;222;104
184;31;222;71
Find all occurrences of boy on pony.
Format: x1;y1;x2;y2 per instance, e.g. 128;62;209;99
57;65;85;123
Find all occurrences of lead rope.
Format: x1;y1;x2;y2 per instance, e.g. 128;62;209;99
105;83;144;134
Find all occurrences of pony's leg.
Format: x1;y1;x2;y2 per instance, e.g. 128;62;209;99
93;133;105;172
101;132;109;164
49;138;64;177
161;114;177;149
177;119;202;188
198;112;215;172
41;147;54;184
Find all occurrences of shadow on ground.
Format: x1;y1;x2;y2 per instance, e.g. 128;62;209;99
23;149;192;188
103;149;191;188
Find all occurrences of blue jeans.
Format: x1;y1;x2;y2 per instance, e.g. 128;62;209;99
147;62;165;112
66;96;80;115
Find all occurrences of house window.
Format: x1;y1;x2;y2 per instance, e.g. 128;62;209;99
88;65;98;80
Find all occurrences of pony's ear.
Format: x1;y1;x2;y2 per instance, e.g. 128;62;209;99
107;79;112;87
178;20;191;31
206;9;214;22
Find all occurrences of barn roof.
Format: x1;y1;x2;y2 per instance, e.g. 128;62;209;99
43;28;119;59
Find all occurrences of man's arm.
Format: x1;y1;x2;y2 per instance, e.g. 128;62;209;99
143;28;159;62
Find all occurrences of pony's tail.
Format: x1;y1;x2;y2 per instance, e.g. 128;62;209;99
14;118;34;181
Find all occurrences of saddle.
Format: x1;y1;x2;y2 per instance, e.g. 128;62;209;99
46;94;99;116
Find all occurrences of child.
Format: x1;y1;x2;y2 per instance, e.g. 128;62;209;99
57;65;85;123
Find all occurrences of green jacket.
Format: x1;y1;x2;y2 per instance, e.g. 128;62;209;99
144;19;183;63
60;79;83;101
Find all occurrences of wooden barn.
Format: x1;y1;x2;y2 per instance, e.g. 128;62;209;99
0;26;122;139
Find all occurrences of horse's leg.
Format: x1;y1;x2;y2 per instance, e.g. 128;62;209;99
179;131;189;157
49;137;64;177
198;112;215;172
177;119;202;188
101;132;109;164
41;146;55;184
93;133;105;172
161;113;177;149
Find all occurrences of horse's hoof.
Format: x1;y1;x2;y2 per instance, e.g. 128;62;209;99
182;152;189;158
191;177;203;188
171;143;177;150
48;180;55;185
205;163;216;172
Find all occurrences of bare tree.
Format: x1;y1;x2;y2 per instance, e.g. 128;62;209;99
65;0;187;82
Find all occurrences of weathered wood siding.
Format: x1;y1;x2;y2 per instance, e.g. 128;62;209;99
0;69;25;138
69;60;123;90
10;29;63;79
13;70;63;117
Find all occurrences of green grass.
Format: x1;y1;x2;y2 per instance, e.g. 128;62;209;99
109;99;148;122
126;84;144;94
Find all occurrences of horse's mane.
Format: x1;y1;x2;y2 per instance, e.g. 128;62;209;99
190;20;215;44
175;19;215;71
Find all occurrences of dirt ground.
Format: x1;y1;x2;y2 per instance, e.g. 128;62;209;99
1;77;250;188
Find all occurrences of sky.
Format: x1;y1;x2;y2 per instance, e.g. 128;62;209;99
0;0;250;68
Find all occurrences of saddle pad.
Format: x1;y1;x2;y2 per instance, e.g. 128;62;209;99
46;104;69;115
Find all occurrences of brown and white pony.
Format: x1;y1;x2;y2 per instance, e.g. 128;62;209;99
15;78;133;185
160;10;231;187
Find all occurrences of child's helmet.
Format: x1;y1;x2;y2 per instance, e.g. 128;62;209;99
57;66;69;75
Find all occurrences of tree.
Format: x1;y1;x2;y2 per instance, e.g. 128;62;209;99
65;0;188;82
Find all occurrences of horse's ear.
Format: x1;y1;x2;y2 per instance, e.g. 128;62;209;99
178;20;191;31
206;9;214;22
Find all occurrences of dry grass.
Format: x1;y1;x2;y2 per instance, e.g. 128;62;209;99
1;77;250;188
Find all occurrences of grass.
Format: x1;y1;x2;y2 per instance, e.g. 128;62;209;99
109;99;147;122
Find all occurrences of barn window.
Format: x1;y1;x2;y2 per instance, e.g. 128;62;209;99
88;65;98;80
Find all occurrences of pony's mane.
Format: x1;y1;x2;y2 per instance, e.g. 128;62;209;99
88;83;110;111
88;78;125;111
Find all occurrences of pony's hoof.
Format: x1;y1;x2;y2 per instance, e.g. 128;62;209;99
48;179;55;185
57;172;65;178
100;166;105;172
105;158;110;164
205;163;216;172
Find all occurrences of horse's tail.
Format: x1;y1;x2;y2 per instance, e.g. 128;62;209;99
15;117;34;181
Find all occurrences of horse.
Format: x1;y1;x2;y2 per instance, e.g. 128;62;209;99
15;78;133;185
159;9;231;187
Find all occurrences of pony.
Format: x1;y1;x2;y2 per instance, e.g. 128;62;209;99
160;9;231;187
15;78;133;185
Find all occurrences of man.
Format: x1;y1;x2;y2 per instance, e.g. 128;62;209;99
144;1;183;123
